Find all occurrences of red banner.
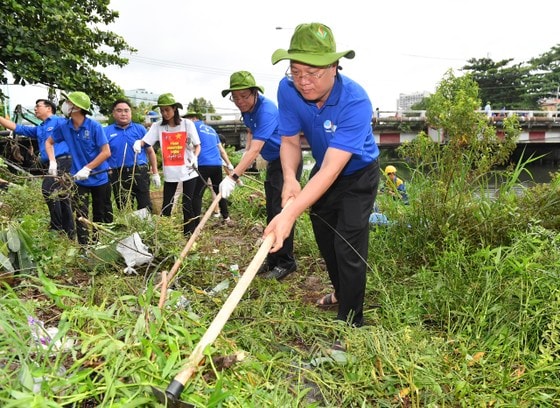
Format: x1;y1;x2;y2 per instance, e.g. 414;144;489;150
161;131;188;166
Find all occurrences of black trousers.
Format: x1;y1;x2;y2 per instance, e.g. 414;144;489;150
161;178;197;236
41;155;75;238
265;157;303;269
109;165;152;212
74;182;113;245
310;160;379;327
193;165;229;223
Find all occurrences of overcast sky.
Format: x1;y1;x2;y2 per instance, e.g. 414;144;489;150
5;0;560;113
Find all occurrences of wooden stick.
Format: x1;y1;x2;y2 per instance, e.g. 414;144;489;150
156;193;222;309
77;216;115;235
160;234;274;399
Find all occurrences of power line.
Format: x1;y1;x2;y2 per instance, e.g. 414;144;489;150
125;53;280;82
401;53;467;62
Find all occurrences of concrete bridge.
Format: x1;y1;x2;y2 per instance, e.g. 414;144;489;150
207;110;560;163
372;110;560;146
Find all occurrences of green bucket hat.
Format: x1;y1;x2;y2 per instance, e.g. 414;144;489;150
221;71;264;97
152;93;183;110
67;91;92;115
182;111;202;119
271;22;355;66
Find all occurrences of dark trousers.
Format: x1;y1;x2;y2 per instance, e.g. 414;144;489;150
265;157;303;269
74;182;113;245
162;178;197;236
310;160;379;327
193;165;229;224
41;156;75;238
109;165;152;212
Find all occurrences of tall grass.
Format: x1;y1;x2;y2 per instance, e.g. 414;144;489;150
1;71;560;406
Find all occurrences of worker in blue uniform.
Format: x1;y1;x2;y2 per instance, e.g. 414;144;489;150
264;23;380;327
0;99;75;237
46;92;112;245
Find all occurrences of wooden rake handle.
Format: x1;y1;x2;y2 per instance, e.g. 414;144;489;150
157;193;223;309
163;233;274;398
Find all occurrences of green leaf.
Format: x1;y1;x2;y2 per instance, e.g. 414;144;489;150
6;225;20;253
0;252;15;273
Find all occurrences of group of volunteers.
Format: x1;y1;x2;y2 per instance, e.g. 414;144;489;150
3;22;383;328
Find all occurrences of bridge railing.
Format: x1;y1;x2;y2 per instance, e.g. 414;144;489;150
199;109;560;125
375;110;560;122
204;110;560;149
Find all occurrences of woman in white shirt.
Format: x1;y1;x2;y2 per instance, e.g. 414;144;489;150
134;93;201;236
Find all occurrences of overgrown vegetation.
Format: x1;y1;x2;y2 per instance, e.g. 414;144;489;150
1;71;559;407
0;0;135;112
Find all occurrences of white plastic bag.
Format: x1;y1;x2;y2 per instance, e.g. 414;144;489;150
116;232;153;275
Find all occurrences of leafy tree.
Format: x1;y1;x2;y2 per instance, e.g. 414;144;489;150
410;98;429;110
0;98;7;119
462;58;535;109
463;44;560;110
133;101;154;125
187;98;221;120
528;45;560;103
397;69;521;247
0;0;135;113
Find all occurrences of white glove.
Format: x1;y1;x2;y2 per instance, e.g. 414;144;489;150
151;173;161;188
133;140;143;153
219;176;237;199
188;155;198;169
74;166;92;180
48;160;57;176
227;163;234;171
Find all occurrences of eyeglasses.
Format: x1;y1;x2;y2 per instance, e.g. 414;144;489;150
229;93;254;103
285;66;332;82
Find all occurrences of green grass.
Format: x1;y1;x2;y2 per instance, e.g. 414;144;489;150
0;167;558;407
2;89;560;408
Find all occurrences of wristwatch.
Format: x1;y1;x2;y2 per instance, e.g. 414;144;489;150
231;173;239;181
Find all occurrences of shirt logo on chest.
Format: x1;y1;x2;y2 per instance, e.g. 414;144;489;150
323;120;336;133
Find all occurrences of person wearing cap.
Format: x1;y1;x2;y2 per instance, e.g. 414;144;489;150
0;99;75;237
45;91;112;245
219;71;303;281
183;111;233;225
105;98;160;213
133;93;201;236
264;23;380;327
382;165;408;204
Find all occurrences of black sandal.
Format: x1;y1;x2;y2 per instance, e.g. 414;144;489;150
316;293;338;307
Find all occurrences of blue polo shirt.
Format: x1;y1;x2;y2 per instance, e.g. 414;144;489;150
52;117;110;187
15;115;70;163
241;94;281;162
105;122;148;168
277;73;379;176
194;121;222;166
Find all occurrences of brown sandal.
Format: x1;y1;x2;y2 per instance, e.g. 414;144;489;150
316;293;338;307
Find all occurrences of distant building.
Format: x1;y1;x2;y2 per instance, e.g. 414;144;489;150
397;91;430;110
125;89;159;107
540;97;560;111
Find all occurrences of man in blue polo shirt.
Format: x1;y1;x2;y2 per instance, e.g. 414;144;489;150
264;23;380;328
0;99;75;237
105;98;160;213
219;71;303;281
45;91;112;245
